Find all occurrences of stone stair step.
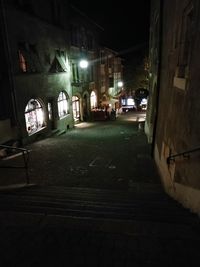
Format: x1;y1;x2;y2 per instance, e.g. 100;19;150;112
0;185;199;228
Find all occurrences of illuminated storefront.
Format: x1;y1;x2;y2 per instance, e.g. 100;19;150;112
25;99;45;135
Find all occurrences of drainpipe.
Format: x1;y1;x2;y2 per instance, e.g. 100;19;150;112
151;0;163;157
0;0;22;143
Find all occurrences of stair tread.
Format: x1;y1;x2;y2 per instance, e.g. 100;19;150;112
0;185;199;226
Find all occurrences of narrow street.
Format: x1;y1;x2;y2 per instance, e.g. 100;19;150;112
29;111;158;189
1;111;157;189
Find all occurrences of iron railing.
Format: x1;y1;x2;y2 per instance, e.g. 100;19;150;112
0;144;30;184
167;147;200;165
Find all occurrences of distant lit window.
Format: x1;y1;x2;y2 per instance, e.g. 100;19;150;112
25;99;45;135
72;96;80;121
19;50;27;72
121;98;126;105
90;91;97;109
57;91;69;118
48;102;52;120
127;98;135;106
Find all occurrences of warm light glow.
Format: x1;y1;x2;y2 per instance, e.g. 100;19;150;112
72;96;80;121
58;91;68;118
117;81;123;87
25;99;45;135
90;91;97;109
141;98;147;105
127;98;135;106
79;59;88;69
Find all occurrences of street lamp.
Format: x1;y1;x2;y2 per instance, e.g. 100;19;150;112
117;81;123;88
79;59;89;69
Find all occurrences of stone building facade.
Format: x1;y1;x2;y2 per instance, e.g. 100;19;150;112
69;5;102;123
98;47;124;109
146;0;200;215
0;0;73;145
0;0;124;146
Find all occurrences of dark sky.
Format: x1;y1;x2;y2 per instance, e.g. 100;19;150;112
71;0;151;55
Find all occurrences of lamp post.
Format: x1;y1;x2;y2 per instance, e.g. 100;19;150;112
116;81;123;111
78;59;89;121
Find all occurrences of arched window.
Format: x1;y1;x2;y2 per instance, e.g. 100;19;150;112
57;91;69;118
25;99;45;135
72;96;80;121
90;91;97;109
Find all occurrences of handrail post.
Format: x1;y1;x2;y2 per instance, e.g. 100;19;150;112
0;144;30;185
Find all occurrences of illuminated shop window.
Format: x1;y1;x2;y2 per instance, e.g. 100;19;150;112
90;91;97;109
25;99;45;135
72;96;80;121
127;98;135;106
57;91;69;118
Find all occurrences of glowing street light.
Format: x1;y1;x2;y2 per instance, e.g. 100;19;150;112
117;81;123;87
79;59;89;69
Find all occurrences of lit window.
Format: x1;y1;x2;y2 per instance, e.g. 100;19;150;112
127;98;135;106
25;99;45;135
57;91;69;118
72;96;80;121
121;98;126;105
19;50;27;72
48;102;52;120
90;91;97;109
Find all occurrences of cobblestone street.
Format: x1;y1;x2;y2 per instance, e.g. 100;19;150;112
1;111;157;189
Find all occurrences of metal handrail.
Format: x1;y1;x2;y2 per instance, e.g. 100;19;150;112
167;146;200;165
0;144;30;184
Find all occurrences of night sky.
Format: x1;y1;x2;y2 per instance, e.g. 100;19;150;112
71;0;151;56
